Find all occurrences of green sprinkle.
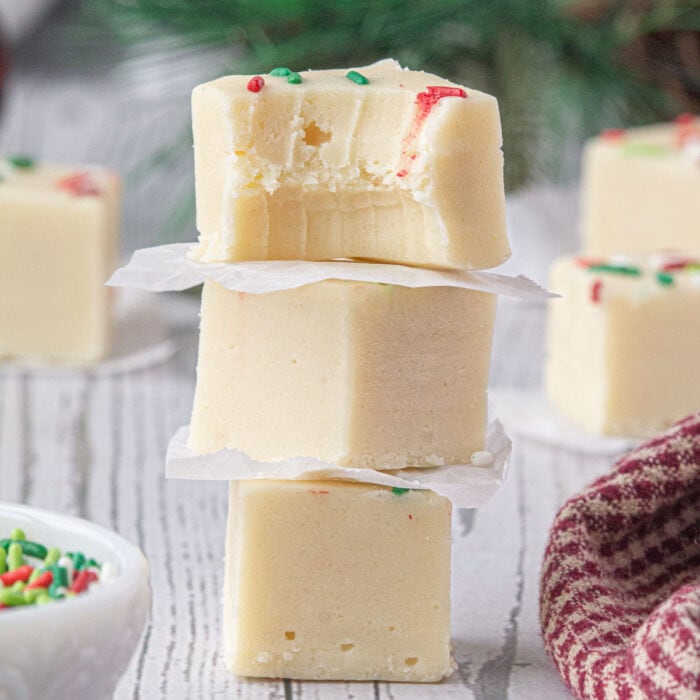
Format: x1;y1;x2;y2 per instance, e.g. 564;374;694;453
21;540;48;560
587;264;641;276
270;67;292;77
47;564;68;588
10;529;26;541
621;142;669;158
87;558;101;569
656;272;674;286
44;547;61;567
0;589;27;606
11;581;25;592
28;568;42;584
8;542;23;570
70;551;86;570
35;592;52;605
8;155;34;169
23;587;46;604
0;548;6;575
48;581;65;599
0;539;47;560
287;72;302;84
346;70;369;85
392;487;410;496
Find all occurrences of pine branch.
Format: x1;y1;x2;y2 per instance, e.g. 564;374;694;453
79;0;693;195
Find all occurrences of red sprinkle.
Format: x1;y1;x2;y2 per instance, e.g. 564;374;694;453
25;570;53;590
396;85;466;177
418;86;467;109
1;564;34;586
56;172;101;197
661;260;691;271
408;514;413;520
70;569;98;594
575;256;604;268
674;113;696;126
676;123;700;147
591;280;603;304
308;489;329;495
247;76;265;93
601;128;626;141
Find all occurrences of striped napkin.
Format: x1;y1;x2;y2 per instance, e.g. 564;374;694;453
541;411;700;698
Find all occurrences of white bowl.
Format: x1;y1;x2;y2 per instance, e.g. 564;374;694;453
0;503;150;700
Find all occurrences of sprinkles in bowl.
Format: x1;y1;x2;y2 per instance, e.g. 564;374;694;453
0;527;116;610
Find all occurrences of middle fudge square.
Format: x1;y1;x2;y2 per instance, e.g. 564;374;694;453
224;480;453;681
189;279;496;468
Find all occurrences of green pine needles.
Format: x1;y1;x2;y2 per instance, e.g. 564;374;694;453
84;0;698;195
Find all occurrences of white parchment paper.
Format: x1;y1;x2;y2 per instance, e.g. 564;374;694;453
490;389;641;456
108;243;555;299
165;421;511;509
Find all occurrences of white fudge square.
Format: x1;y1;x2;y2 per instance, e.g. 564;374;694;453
581;118;700;256
0;159;120;363
191;59;509;269
546;253;700;436
189;279;496;468
224;479;453;681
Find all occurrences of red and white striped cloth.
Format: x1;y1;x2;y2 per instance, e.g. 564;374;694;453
541;411;700;699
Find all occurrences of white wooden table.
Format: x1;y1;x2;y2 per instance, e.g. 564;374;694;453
0;296;617;699
0;6;621;697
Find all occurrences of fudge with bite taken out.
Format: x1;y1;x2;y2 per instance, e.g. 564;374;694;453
192;59;509;269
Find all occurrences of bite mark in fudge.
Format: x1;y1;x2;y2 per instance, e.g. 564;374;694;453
191;59;508;269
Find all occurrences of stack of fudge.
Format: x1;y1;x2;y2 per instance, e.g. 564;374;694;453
0;159;119;363
186;60;511;681
546;116;700;437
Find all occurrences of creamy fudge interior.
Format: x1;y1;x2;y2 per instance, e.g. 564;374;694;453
0;159;120;362
192;59;509;268
224;480;453;681
189;278;496;468
581;117;700;256
546;253;700;436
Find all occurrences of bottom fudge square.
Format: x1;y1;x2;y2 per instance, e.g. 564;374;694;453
224;480;454;681
546;253;700;436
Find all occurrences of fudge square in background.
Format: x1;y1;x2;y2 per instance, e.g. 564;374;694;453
581;116;700;256
0;158;120;362
546;253;700;437
191;59;509;270
189;279;496;468
224;480;453;681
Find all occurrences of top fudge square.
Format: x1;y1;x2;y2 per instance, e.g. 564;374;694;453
0;159;119;363
191;59;509;269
